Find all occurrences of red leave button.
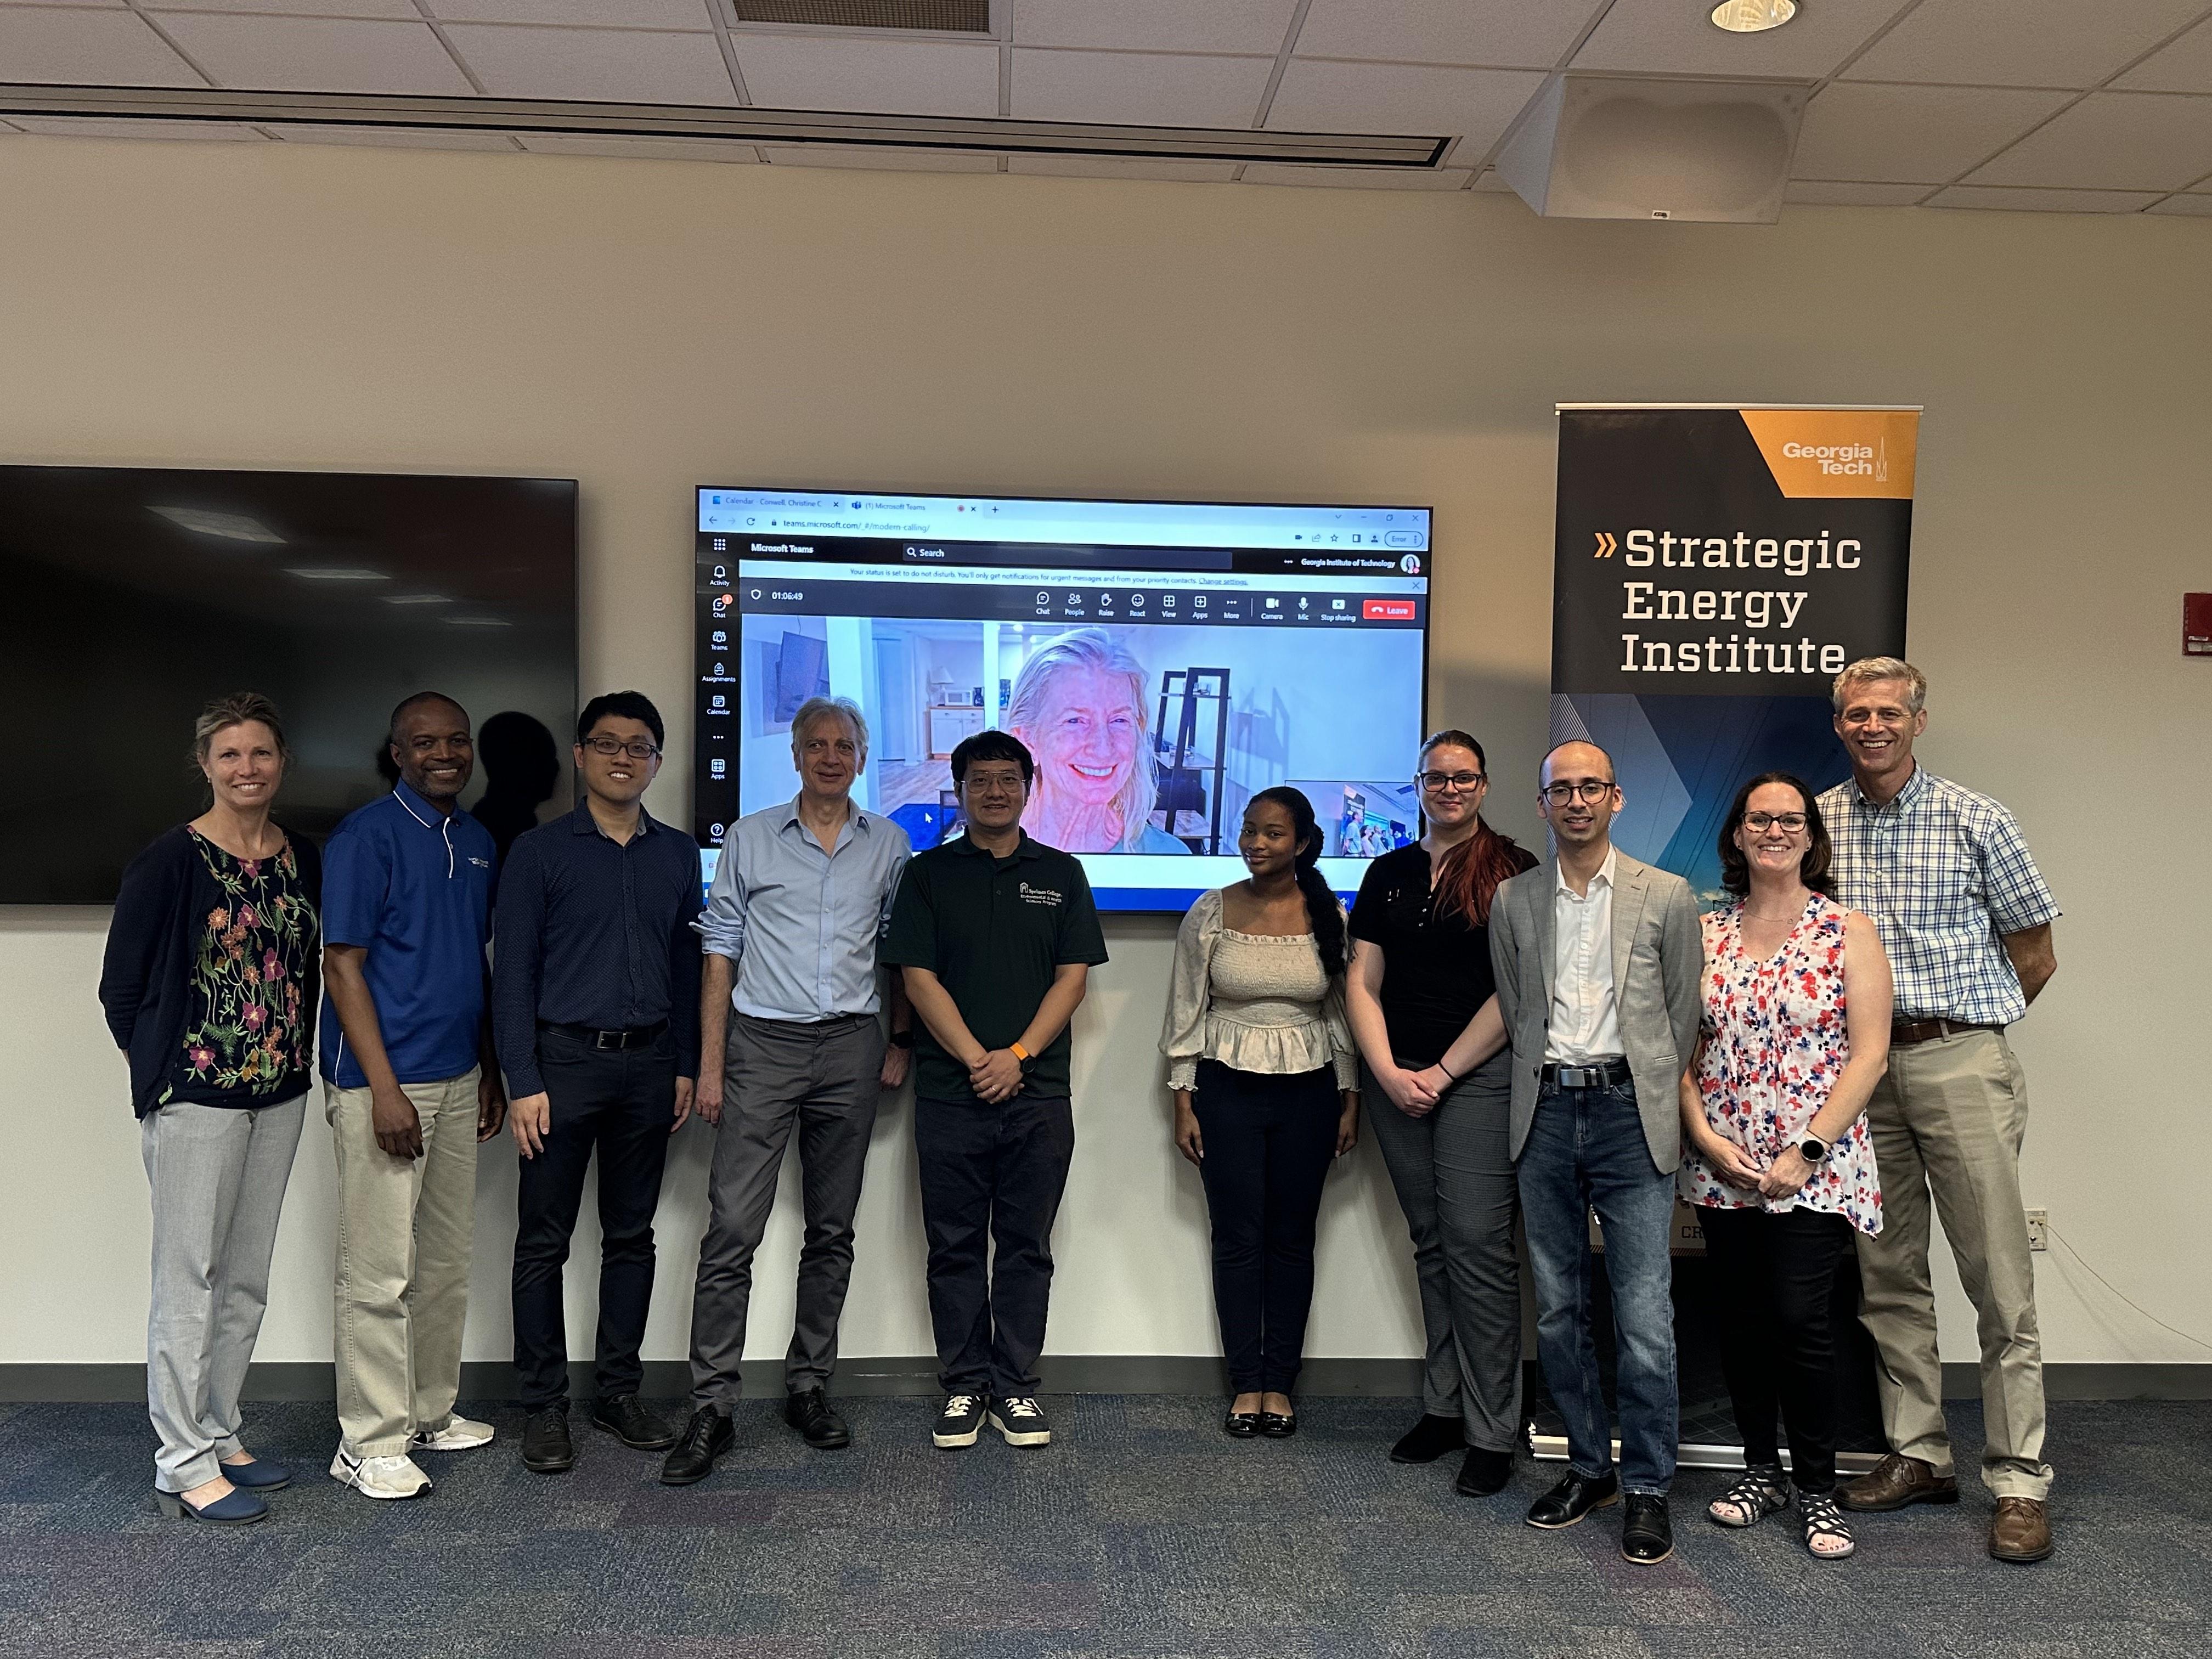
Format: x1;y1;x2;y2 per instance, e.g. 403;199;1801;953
1362;599;1417;620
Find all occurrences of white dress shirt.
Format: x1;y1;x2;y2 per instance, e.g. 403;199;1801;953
1545;844;1623;1063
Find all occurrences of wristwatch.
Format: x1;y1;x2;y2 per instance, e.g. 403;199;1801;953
1011;1040;1036;1073
1798;1134;1832;1163
888;1029;915;1049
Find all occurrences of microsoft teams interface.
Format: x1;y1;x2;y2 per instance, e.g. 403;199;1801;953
695;488;1431;910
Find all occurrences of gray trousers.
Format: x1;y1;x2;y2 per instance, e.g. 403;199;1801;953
142;1095;306;1493
688;1013;884;1409
1363;1052;1523;1454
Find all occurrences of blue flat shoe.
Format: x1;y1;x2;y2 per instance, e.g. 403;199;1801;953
154;1485;269;1525
220;1457;292;1491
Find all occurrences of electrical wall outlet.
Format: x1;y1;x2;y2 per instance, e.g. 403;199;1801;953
2024;1208;2049;1252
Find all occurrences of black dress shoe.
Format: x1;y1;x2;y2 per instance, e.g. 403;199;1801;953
1526;1470;1620;1529
783;1387;852;1450
1390;1413;1467;1465
590;1393;677;1451
1259;1411;1297;1438
1622;1493;1674;1564
659;1408;735;1487
1223;1409;1261;1438
1455;1444;1514;1497
521;1403;574;1474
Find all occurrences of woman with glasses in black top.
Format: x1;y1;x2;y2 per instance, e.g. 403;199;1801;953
1346;729;1537;1497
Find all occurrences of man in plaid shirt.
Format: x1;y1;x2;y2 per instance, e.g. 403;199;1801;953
1818;658;2061;1565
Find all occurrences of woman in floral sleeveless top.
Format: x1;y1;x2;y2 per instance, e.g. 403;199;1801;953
1678;772;1892;1561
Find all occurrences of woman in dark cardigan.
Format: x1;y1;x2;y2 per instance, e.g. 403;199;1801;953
99;693;321;1526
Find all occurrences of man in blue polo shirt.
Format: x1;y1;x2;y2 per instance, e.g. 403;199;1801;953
320;691;507;1502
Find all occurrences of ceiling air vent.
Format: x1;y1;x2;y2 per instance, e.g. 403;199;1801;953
729;0;991;30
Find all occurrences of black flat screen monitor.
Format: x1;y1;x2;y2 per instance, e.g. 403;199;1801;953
0;466;579;904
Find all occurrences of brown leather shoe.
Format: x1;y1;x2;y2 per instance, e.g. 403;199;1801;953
1837;1453;1960;1512
1990;1497;2053;1563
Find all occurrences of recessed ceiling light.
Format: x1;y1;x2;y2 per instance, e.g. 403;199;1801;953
444;614;511;628
152;506;284;544
284;567;389;581
383;594;453;605
1711;0;1796;31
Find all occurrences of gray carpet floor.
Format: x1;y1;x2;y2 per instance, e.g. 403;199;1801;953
2;1395;2205;1658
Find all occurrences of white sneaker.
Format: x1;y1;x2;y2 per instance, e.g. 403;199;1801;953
411;1414;495;1452
329;1447;433;1499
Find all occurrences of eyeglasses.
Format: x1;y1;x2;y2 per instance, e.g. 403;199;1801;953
964;771;1026;795
1418;771;1485;792
1742;811;1808;834
1541;781;1615;805
584;736;660;761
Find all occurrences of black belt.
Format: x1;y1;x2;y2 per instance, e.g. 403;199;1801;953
1542;1057;1632;1090
1891;1018;2000;1047
540;1019;668;1052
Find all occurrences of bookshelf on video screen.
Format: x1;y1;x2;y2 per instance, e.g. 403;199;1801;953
694;487;1432;912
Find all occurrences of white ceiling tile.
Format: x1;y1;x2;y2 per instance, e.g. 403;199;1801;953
1008;48;1272;126
1792;82;2072;184
147;0;422;16
734;35;1000;117
430;0;712;23
273;123;519;149
1575;0;1903;79
1784;179;1929;205
2115;16;2212;94
1242;162;1473;188
758;143;999;171
1965;91;2212;190
1006;154;1239;181
520;132;757;160
1263;59;1543;155
2147;190;2212;213
1012;0;1296;55
1929;184;2161;212
443;24;735;104
157;14;476;93
0;8;199;85
1295;0;1606;71
1844;0;2210;90
7;115;263;138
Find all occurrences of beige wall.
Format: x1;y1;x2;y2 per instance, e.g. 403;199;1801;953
3;133;2207;1374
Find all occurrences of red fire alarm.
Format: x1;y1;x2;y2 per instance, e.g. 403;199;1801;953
2190;593;2212;656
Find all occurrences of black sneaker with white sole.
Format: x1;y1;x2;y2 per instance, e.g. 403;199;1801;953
989;1396;1052;1448
933;1393;986;1449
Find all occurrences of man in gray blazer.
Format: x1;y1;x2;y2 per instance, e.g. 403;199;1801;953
1490;740;1701;1565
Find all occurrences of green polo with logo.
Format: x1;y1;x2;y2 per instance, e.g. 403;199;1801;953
881;831;1109;1104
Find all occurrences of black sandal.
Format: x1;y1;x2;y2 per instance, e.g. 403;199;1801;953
1800;1491;1856;1559
1707;1464;1790;1528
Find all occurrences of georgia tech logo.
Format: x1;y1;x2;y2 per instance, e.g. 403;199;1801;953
1780;438;1889;480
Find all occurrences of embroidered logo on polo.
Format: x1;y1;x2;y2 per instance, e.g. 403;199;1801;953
467;857;492;869
1018;882;1063;907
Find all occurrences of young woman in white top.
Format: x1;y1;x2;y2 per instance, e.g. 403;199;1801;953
1160;787;1359;1437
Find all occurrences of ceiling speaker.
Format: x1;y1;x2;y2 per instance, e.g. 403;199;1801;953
1496;73;1808;223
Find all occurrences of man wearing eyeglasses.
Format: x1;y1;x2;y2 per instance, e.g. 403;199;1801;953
492;691;704;1475
1489;741;1701;1564
1819;658;2061;1564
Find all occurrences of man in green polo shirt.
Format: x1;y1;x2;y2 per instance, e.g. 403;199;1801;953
882;729;1108;1452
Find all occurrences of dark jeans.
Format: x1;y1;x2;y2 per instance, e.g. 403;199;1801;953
1190;1060;1339;1395
1699;1203;1855;1493
1516;1078;1679;1495
511;1029;674;1409
914;1091;1076;1397
688;1014;883;1410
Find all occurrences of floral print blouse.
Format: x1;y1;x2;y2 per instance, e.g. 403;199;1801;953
163;830;319;1107
1678;894;1881;1237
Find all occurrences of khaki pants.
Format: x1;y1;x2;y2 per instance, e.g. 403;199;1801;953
1853;1029;2051;1500
328;1069;482;1458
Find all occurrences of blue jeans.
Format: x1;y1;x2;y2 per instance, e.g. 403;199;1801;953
1516;1079;1679;1495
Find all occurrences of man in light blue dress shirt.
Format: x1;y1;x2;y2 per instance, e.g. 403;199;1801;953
662;696;913;1486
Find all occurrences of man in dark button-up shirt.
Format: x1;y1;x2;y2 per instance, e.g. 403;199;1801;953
492;691;703;1475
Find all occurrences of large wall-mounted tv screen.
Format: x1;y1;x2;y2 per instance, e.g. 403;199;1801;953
693;487;1431;912
0;466;579;904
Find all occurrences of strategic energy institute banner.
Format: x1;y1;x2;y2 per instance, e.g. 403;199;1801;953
1551;404;1918;899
